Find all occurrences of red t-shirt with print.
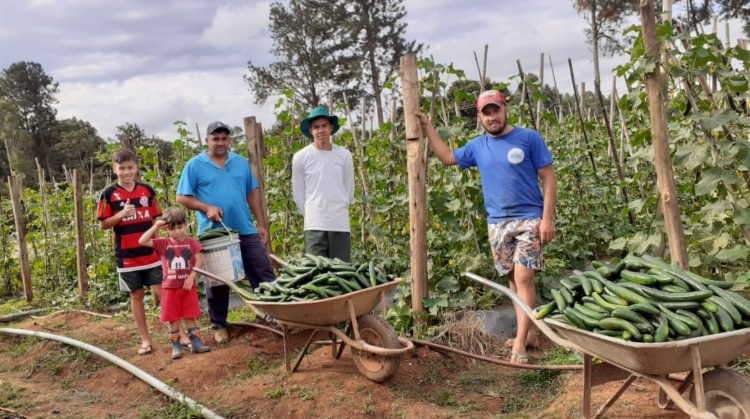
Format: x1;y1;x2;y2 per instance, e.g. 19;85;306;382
151;237;203;289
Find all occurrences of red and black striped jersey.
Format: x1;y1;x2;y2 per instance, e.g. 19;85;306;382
97;182;162;271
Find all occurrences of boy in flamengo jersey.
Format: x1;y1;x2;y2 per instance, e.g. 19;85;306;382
139;207;211;359
97;149;189;356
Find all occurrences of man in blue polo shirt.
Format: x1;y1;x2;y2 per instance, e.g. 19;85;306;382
177;121;275;344
415;90;557;365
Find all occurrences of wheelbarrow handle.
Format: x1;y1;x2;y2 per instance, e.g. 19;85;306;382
463;271;585;353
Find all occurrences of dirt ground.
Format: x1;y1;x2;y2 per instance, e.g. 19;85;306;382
0;310;744;419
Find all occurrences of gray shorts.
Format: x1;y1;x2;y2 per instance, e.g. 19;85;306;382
304;230;351;262
118;266;163;292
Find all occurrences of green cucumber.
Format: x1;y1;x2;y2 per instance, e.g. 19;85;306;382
562;307;590;330
626;302;661;316
639;286;713;303
645;269;676;285
551;288;567;313
707;296;743;325
573;303;608;321
653;315;669;342
675;309;703;330
592;292;628;312
559;286;575;305
565;307;600;328
714;307;735;332
535;301;557;320
701;300;719;313
620;269;658;285
604;280;651;305
657;304;692;336
659;301;701;311
708;285;750;318
598;317;642;341
582;302;609;314
611;308;650;326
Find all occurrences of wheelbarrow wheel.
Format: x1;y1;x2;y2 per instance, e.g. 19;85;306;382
689;368;750;418
350;314;400;383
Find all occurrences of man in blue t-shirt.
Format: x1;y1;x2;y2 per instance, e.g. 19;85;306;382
176;121;275;344
415;90;557;365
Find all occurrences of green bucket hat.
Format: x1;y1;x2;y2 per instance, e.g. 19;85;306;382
300;106;340;139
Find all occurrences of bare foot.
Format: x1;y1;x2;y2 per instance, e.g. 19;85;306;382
510;351;530;364
505;333;541;348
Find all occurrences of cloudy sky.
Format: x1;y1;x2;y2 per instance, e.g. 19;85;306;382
0;0;742;141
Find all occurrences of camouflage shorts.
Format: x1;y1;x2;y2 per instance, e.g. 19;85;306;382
488;218;544;276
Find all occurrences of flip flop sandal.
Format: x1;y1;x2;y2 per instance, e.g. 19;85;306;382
138;344;153;356
181;342;192;351
511;352;530;364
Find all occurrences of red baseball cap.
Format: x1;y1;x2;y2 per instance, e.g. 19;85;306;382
477;90;506;111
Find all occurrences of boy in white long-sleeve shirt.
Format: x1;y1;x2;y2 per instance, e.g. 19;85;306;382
292;106;355;261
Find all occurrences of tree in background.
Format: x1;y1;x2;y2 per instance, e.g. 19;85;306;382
54;118;107;189
344;0;422;126
0;61;60;184
672;0;750;37
245;0;360;109
572;0;636;125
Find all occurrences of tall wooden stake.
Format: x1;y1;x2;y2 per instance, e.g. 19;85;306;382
640;0;688;268
73;169;89;299
8;175;33;302
244;117;272;256
399;53;427;331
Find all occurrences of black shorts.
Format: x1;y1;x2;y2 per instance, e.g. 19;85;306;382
118;266;163;292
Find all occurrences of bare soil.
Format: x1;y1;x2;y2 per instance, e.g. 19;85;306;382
0;310;740;418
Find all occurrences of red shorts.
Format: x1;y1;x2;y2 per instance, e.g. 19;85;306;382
160;287;202;323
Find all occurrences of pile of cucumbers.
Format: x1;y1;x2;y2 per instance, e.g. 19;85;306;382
537;253;750;342
197;227;239;241
252;254;396;303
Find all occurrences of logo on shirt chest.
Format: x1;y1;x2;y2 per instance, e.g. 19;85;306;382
507;148;525;165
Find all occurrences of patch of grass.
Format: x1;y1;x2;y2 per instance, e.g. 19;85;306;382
227;305;258;323
265;387;286;399
435;389;460;407
39;345;97;377
137;398;203;419
361;391;375;415
6;336;37;358
330;391;346;407
245;356;269;376
417;358;445;384
390;402;407;418
458;368;498;390
0;381;31;410
539;346;581;366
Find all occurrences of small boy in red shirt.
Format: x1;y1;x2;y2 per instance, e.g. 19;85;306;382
140;207;210;359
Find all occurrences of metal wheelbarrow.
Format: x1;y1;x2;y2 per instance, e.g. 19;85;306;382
465;272;750;419
194;267;414;383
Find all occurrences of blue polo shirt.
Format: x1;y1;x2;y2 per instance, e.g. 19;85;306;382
177;151;259;235
453;127;553;223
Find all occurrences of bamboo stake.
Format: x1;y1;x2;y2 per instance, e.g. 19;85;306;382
399;53;427;331
343;92;372;253
568;59;598;175
8;175;33;301
516;60;538;131
594;75;633;224
35;158;52;286
547;54;565;122
244;117;272;258
536;53;544;129
640;0;688;268
73;169;89;299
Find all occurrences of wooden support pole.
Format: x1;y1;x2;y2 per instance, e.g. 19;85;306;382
8;175;33;302
73;169;89;299
516;60;538;131
244;117;272;255
399;53;427;330
640;0;688;268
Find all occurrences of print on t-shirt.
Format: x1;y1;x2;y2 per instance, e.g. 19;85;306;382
164;246;193;282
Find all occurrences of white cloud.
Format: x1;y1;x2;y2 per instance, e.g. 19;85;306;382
200;3;271;50
56;69;277;141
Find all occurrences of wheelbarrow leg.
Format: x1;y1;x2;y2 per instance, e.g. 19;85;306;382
583;354;592;419
595;373;637;419
291;329;318;373
282;325;292;373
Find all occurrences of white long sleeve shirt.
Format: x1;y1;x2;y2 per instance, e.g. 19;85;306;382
292;143;355;232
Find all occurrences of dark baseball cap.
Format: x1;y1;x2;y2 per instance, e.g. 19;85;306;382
206;121;230;136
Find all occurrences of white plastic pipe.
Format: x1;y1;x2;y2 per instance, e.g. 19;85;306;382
0;328;224;419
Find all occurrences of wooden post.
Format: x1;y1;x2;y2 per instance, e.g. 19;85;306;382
536;53;545;129
568;59;598;175
8;175;33;302
640;0;688;268
73;169;89;299
516;60;538;131
399;53;427;330
244;117;271;254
